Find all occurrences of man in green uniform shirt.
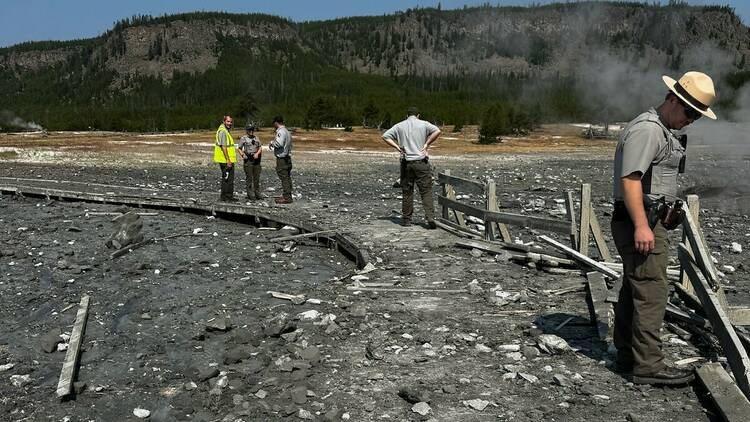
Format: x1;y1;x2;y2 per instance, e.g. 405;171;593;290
611;71;716;385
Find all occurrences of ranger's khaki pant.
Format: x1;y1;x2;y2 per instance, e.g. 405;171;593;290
243;161;262;198
611;218;669;375
401;160;434;222
275;156;293;199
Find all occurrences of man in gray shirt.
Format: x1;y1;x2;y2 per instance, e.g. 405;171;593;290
268;115;294;204
383;107;442;228
611;71;716;386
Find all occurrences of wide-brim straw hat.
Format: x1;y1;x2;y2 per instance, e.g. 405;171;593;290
662;71;717;120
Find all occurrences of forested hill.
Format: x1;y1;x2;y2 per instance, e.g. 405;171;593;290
1;1;749;131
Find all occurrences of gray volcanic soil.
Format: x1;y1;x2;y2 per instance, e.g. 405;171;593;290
1;148;748;421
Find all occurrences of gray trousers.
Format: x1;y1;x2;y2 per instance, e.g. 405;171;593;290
402;160;434;222
275;156;293;199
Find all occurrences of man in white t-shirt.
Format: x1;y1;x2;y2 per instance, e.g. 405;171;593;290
382;107;442;228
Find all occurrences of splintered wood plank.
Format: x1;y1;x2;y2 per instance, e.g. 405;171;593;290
588;203;612;262
486;180;512;243
437;172;485;195
56;295;90;398
696;363;750;422
680;195;700;295
484;181;496;241
565;191;579;249
680;244;750;400
578;184;592;256
538;235;620;280
586;272;613;340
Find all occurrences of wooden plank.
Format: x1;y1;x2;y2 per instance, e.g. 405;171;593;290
696;363;750;422
579;184;592;255
586;272;613;340
485;181;496;241
486;180;511;242
437;172;485;195
683;202;720;287
56;295;90;398
538;235;621;280
269;230;336;243
435;218;483;239
606;276;623;303
443;182;468;228
665;303;712;330
483;210;572;235
441;170;450;220
437;195;486;219
680;243;750;400
565;191;579;249
110;237;155;260
588;203;613;262
345;286;466;294
729;307;750;326
680;195;700;295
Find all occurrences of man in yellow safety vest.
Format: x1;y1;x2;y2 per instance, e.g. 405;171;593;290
214;115;237;202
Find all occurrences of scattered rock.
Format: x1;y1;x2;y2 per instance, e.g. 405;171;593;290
297;310;320;321
412;402;431;416
464;398;489;411
298;409;314;420
10;374;31;387
262;313;295;337
553;374;573;387
398;386;430;404
133;408;151;419
291;385;308;404
0;363;15;372
442;385;457;394
206;318;231;332
475;343;493;353
731;242;743;253
195;367;219;382
224;347;252;364
537;334;570;354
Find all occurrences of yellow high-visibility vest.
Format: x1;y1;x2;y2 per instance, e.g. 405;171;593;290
214;124;236;163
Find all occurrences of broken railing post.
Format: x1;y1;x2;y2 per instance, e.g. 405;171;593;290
565;190;579;250
588;203;612;262
680;194;700;295
679;244;750;400
579;183;592;256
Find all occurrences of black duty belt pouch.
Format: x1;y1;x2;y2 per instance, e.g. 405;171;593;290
613;198;684;231
647;197;685;231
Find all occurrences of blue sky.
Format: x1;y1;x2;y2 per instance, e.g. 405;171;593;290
0;0;747;48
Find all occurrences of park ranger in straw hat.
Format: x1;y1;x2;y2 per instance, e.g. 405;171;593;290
611;71;716;386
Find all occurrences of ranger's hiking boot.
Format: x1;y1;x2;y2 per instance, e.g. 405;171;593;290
426;220;437;230
275;197;293;204
254;192;265;199
400;218;411;227
631;366;694;386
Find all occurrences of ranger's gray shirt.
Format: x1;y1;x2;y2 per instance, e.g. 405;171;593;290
270;126;292;158
382;116;439;161
237;135;261;155
613;108;685;202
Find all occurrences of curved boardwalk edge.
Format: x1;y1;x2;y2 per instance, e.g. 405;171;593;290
0;184;369;269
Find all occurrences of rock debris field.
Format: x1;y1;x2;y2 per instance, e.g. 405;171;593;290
1;137;749;422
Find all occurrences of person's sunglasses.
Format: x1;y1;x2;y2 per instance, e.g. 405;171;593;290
678;98;702;121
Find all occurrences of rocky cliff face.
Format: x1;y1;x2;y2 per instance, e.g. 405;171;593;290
1;2;747;87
